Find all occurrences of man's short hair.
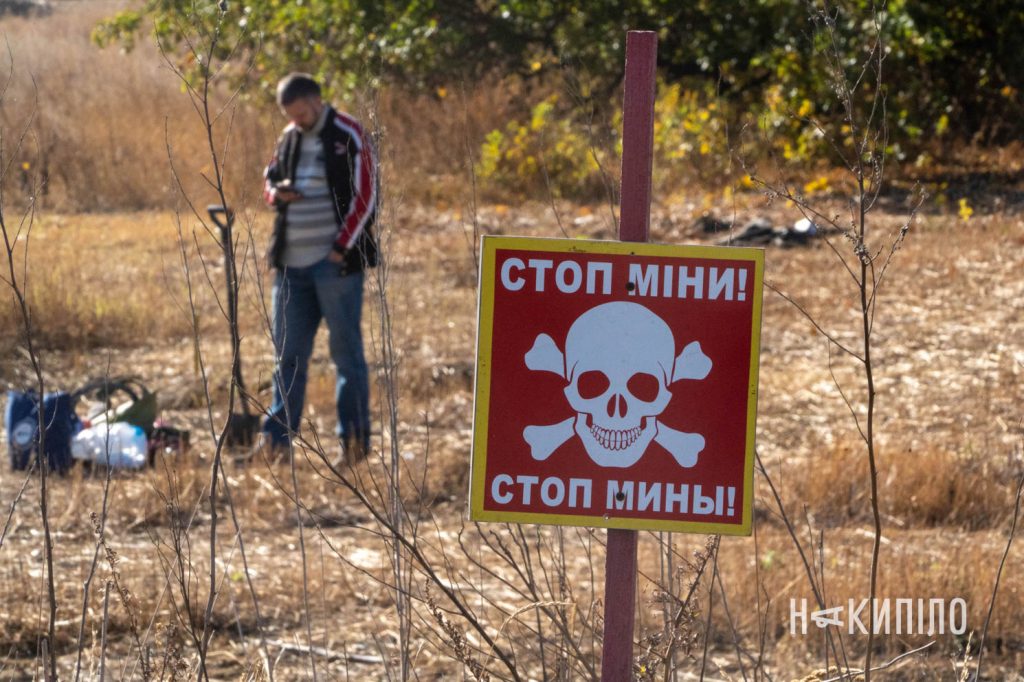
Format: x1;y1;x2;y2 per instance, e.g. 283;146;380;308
276;73;322;106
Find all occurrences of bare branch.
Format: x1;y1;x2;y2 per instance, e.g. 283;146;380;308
765;279;864;362
976;469;1024;678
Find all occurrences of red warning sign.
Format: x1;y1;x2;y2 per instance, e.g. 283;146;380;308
469;236;764;535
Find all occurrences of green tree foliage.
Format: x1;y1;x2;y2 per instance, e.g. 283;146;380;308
95;1;1024;148
94;1;803;100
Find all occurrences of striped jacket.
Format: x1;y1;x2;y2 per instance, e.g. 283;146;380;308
263;105;378;272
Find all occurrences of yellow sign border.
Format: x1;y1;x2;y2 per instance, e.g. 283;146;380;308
469;235;764;536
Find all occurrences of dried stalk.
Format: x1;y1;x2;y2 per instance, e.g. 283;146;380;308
0;54;58;682
742;2;923;676
975;468;1024;678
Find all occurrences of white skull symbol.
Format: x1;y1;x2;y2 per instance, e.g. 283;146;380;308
563;302;674;467
523;301;712;468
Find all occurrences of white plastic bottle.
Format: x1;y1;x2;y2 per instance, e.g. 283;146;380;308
71;422;148;469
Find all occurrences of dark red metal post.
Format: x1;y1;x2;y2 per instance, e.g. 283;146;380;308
602;30;657;682
617;31;657;244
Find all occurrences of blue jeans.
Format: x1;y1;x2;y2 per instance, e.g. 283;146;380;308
263;259;370;450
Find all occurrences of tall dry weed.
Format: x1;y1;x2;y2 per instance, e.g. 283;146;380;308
779;442;1019;530
0;3;533;214
0;2;275;212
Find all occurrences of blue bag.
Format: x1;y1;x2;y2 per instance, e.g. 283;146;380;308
5;390;78;473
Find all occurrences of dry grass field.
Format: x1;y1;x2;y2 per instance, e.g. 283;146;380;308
1;199;1023;679
2;2;1024;681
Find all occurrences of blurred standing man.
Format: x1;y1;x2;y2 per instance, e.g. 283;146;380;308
260;73;378;460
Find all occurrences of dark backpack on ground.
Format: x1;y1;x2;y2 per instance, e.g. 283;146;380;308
5;390;78;473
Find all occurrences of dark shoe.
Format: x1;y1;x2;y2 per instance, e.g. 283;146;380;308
345;439;369;464
329;437;369;469
237;433;287;465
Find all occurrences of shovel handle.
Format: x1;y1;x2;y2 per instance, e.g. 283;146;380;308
207;204;234;232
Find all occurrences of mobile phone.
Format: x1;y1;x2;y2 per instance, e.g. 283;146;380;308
276;181;303;197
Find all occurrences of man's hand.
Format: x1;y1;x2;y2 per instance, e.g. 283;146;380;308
274;188;303;204
328;247;348;275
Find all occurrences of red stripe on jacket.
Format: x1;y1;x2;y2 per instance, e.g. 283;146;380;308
330;111;377;250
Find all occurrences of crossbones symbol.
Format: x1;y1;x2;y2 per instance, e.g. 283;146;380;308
522;301;712;468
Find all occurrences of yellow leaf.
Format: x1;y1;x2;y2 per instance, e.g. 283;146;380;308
436;86;448;99
803;176;829;194
958;198;973;221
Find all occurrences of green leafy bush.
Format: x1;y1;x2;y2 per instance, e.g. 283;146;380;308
651;82;732;187
476;95;606;199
